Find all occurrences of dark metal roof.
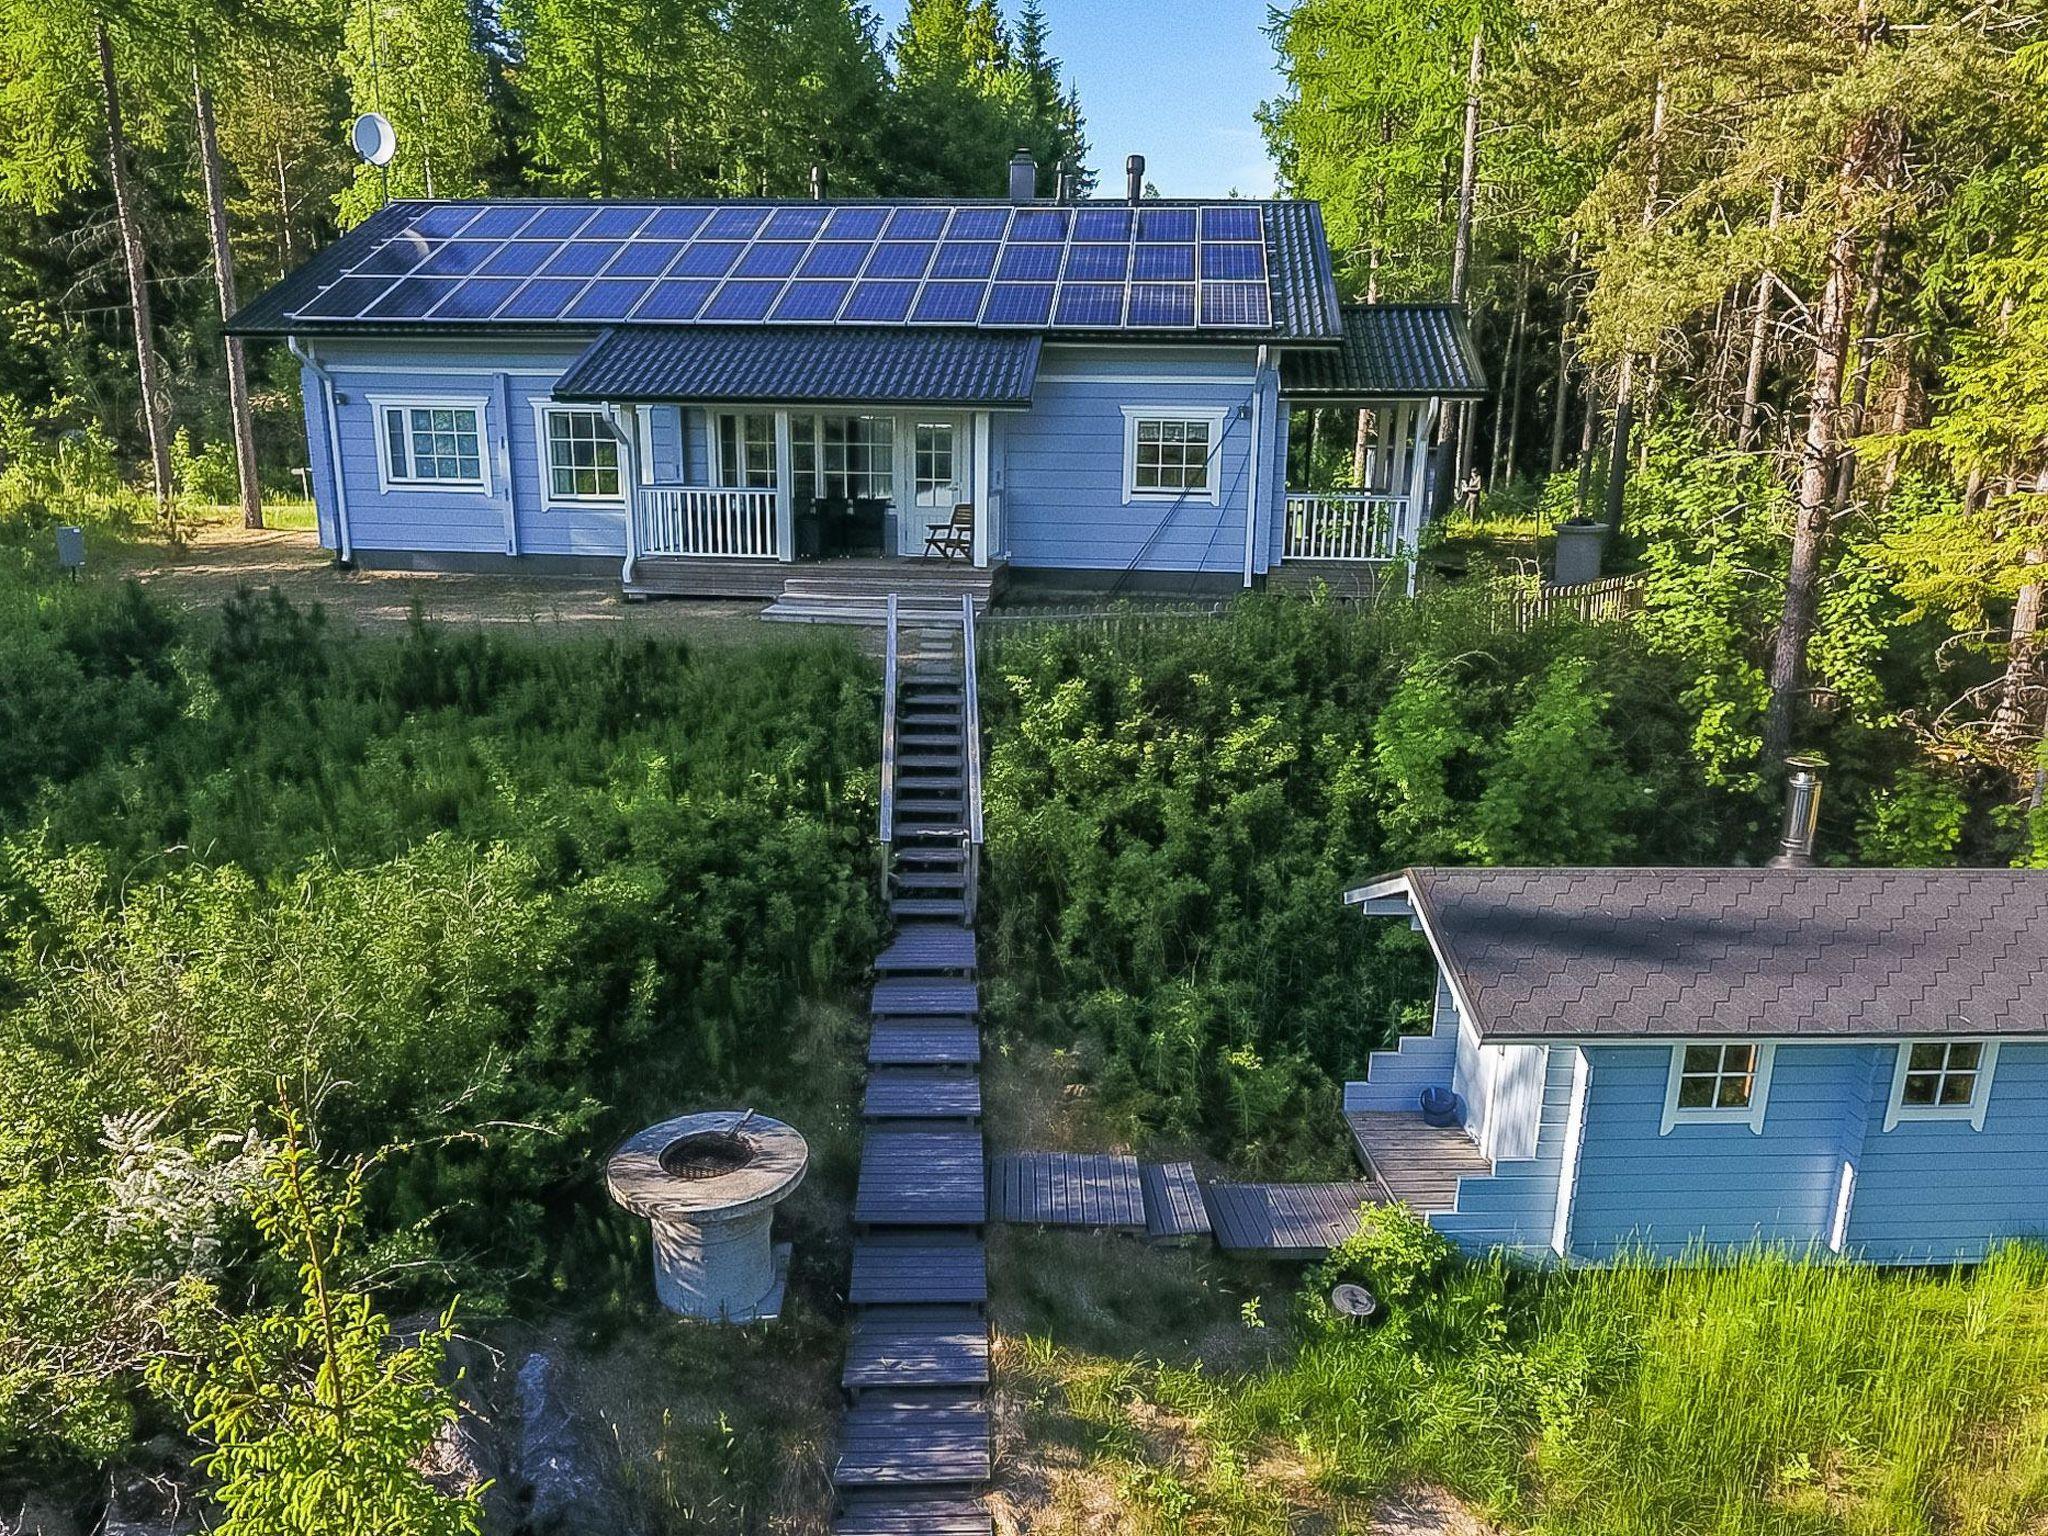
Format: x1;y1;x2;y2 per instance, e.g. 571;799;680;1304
1347;868;2048;1041
553;326;1041;407
228;196;1344;344
1282;304;1487;399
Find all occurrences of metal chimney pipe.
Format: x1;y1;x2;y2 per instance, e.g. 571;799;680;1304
1054;163;1072;202
1126;153;1146;204
1769;754;1826;868
1008;149;1037;202
810;164;826;200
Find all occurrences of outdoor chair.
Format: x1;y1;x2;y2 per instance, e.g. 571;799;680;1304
923;502;974;561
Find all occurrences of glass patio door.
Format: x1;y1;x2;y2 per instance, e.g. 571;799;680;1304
906;419;963;555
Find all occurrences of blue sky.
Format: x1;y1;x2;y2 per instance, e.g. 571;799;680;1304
868;0;1285;197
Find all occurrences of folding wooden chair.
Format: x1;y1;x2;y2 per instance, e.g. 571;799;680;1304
922;502;974;561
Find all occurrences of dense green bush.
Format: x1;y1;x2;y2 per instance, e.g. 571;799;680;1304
0;558;880;1467
979;590;1747;1171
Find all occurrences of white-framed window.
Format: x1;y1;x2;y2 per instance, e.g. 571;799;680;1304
372;396;491;493
1660;1041;1774;1134
914;422;956;499
822;414;895;500
716;411;777;489
533;406;623;505
1121;406;1225;505
1884;1039;1997;1131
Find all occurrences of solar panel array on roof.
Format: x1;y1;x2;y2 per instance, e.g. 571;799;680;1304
281;201;1276;333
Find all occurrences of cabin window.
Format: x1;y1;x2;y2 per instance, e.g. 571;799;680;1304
716;412;777;489
1660;1041;1774;1134
1121;407;1225;505
539;408;622;503
375;398;489;492
1884;1039;1997;1131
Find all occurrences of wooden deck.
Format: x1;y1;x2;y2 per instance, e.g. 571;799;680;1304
989;1152;1146;1230
1140;1161;1213;1241
855;1130;987;1227
1202;1182;1374;1257
833;1393;991;1488
627;553;1003;604
864;1070;982;1122
843;1308;990;1394
874;925;979;975
867;1020;980;1067
1344;1110;1492;1214
848;1241;988;1306
871;978;982;1017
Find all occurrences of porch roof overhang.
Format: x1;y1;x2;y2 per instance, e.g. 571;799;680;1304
554;325;1041;409
1281;303;1487;402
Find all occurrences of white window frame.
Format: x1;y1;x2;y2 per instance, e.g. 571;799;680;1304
715;410;778;490
531;402;626;508
1660;1040;1775;1135
1120;406;1226;506
1883;1039;1997;1131
370;394;492;494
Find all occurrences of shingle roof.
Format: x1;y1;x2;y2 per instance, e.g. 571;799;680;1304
1282;304;1487;399
553;326;1040;407
1347;868;2048;1041
1263;201;1344;342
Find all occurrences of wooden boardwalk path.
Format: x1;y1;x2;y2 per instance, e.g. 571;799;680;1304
989;1152;1146;1229
832;597;994;1531
1203;1181;1373;1257
1140;1161;1212;1241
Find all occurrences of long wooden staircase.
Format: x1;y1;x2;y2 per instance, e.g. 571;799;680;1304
830;594;994;1534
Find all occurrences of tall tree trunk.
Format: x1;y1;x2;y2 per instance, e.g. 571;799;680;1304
1549;251;1582;474
1307;408;1322;490
97;21;173;518
1739;180;1786;450
1365;114;1390;303
1353;408;1373;487
1493;260;1529;486
1992;542;2046;750
1763;112;1894;764
1449;28;1483;306
194;59;263;530
1605;75;1666;534
1575;385;1602;515
1830;215;1893;512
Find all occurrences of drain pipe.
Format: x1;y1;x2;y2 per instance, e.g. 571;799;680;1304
288;336;354;566
601;403;640;587
1243;344;1270;588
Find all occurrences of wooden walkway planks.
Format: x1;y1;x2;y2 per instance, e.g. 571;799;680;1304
832;1497;993;1536
868;1020;980;1068
1140;1162;1213;1241
874;925;980;975
856;1130;986;1227
989;1151;1146;1229
834;1394;991;1488
1202;1182;1374;1257
871;978;981;1017
864;1070;982;1122
843;1309;990;1392
1344;1110;1492;1215
848;1242;988;1306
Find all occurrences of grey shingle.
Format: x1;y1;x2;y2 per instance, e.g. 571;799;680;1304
1374;868;2048;1041
1280;303;1488;400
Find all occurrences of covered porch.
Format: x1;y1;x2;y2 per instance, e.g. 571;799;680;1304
551;324;1038;591
1275;303;1488;585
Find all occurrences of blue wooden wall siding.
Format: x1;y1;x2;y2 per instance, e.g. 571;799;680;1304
1429;1045;1577;1256
299;337;626;560
1342;974;1460;1112
1000;344;1278;574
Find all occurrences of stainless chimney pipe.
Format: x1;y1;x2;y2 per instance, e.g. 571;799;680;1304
1769;755;1826;868
1126;153;1145;203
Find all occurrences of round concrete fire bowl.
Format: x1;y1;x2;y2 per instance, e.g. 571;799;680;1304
606;1109;807;1323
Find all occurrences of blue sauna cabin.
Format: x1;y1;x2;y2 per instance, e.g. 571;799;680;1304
1341;867;2048;1266
228;180;1484;601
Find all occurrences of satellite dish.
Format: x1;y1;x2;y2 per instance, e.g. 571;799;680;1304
1330;1283;1379;1320
351;112;397;168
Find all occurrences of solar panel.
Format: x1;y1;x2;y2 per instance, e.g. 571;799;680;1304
287;200;1276;333
911;281;986;323
771;280;851;322
844;280;916;322
983;283;1053;326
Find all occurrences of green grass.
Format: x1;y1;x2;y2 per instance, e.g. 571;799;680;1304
998;1213;2048;1535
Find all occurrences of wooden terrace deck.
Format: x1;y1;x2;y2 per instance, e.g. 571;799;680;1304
1203;1182;1375;1257
1345;1110;1493;1214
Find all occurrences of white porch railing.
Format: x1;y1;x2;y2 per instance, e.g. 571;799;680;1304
1283;492;1408;562
638;487;780;558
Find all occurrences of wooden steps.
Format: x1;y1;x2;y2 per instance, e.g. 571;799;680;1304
833;1496;993;1536
833;1393;991;1489
855;1130;987;1227
864;1070;983;1122
848;1242;988;1306
874;925;979;975
843;1309;990;1393
867;1020;980;1068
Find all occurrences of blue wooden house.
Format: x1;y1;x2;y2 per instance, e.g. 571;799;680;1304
229;157;1483;608
1342;868;2048;1265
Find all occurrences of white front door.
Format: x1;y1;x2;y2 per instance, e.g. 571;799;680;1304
904;418;964;555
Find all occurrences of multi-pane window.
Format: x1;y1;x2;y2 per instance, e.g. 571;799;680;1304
542;409;621;501
1896;1041;1988;1114
380;403;485;488
821;414;895;500
1125;413;1217;498
1675;1042;1760;1111
915;423;956;499
717;412;777;489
